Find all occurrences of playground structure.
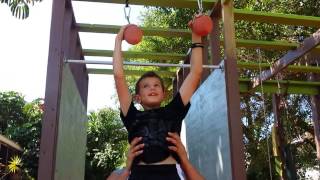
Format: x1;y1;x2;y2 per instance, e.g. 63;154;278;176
38;0;320;179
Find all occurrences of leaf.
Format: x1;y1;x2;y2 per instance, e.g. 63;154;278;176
10;0;29;19
8;156;22;173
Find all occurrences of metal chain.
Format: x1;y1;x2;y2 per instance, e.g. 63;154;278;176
256;48;273;180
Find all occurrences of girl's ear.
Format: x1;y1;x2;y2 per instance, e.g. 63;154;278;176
134;94;141;104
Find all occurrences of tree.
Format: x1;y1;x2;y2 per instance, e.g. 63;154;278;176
0;91;26;133
85;108;128;180
0;0;42;19
0;91;42;179
129;0;319;178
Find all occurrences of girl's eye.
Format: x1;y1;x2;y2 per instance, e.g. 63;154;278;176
143;84;149;88
154;84;159;87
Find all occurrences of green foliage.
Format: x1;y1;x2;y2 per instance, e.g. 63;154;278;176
0;91;42;179
136;0;320;178
1;91;129;179
1;0;42;19
85;108;128;180
0;91;26;133
234;0;319;177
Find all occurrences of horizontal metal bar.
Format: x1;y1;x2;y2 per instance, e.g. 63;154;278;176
66;59;222;69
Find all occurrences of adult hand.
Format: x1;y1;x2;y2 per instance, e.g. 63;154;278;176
166;132;188;161
166;132;205;180
126;137;144;170
106;137;144;180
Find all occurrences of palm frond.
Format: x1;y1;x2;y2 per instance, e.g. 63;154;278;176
10;0;29;19
1;0;13;5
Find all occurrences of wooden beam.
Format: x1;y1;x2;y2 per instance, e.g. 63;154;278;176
237;61;320;73
221;0;246;179
310;76;320;160
210;1;222;65
236;39;298;50
0;135;23;151
78;24;320;51
239;79;320;95
74;0;217;9
74;0;320;28
83;49;185;61
221;0;230;5
308;56;320;160
234;9;320;27
272;94;288;179
252;29;320;88
77;24;190;37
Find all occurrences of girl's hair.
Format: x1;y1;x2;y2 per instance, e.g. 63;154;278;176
135;71;165;94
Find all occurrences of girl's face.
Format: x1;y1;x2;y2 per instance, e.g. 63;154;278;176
136;77;165;109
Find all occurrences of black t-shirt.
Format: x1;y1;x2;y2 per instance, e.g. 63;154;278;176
120;92;191;164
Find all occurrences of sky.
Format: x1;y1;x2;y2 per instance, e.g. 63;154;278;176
0;0;143;111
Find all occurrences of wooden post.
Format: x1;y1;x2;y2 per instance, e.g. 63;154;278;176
307;52;320;160
38;0;88;179
210;0;222;66
221;0;246;179
272;94;287;180
310;70;320;160
38;0;69;178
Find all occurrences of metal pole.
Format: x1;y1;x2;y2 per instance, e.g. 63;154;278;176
65;59;222;69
